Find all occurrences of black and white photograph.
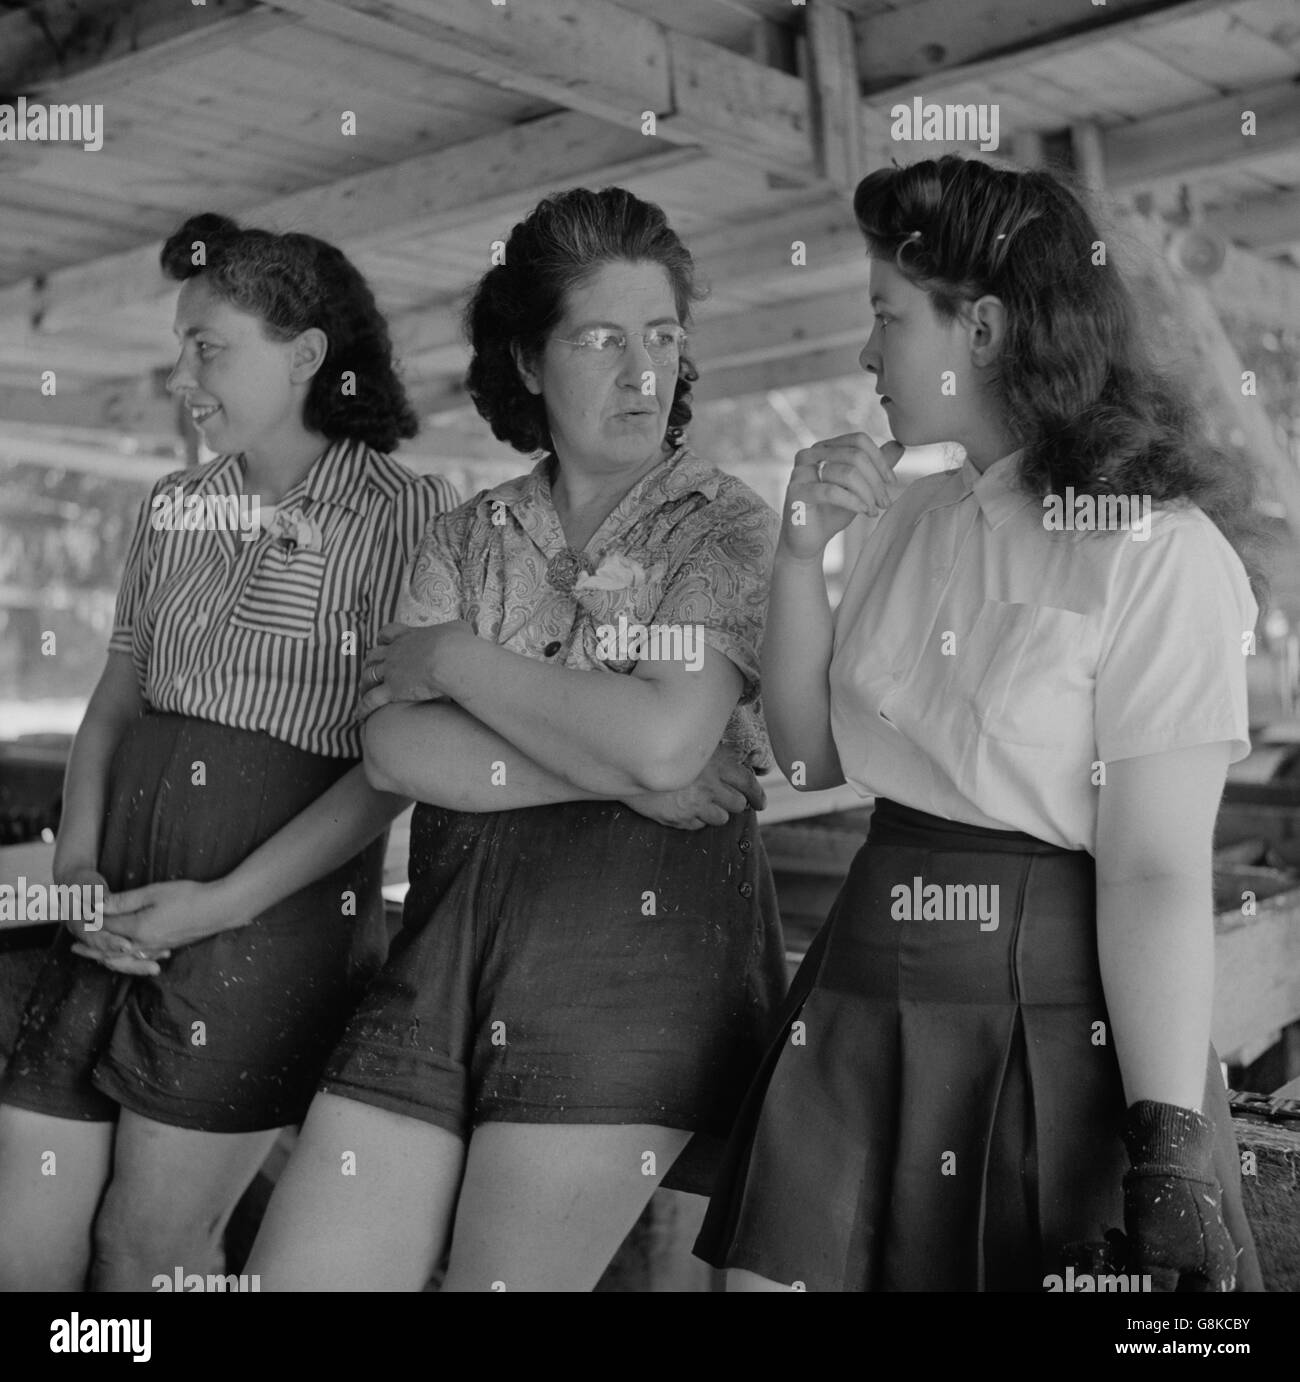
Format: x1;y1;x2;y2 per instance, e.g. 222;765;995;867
0;0;1296;1352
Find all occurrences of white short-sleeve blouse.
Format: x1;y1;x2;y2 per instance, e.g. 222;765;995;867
828;451;1258;853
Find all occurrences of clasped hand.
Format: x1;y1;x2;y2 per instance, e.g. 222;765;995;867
62;867;237;975
357;620;476;719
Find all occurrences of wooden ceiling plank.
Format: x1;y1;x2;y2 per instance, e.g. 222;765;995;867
1228;0;1300;62
857;0;1224;102
0;109;707;336
1104;78;1300;189
0;0;268;96
270;0;818;177
1130;7;1300;89
271;0;674;132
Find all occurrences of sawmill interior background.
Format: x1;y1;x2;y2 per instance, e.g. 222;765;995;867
0;0;1297;1290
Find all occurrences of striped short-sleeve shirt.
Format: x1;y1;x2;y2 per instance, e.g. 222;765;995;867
110;438;458;758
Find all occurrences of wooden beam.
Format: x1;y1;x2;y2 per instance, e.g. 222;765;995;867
693;344;866;405
693;289;868;370
0;110;704;338
0;430;177;480
268;0;816;177
0;0;264;97
806;1;865;192
1104;79;1300;190
850;0;1224;95
0;382;177;439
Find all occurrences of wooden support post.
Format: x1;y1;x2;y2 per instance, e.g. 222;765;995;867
1117;209;1300;545
1070;120;1107;193
806;1;864;193
1010;129;1045;169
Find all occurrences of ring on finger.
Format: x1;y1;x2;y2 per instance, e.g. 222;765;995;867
367;663;381;688
816;458;826;482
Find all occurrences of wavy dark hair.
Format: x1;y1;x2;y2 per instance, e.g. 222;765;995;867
462;187;705;455
853;155;1270;599
160;212;418;453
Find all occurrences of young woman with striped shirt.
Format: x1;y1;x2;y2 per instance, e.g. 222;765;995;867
0;213;458;1291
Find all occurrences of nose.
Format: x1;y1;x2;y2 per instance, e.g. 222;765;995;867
617;332;657;385
166;349;196;395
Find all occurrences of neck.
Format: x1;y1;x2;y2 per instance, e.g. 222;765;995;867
961;426;1020;474
241;425;329;505
551;445;670;548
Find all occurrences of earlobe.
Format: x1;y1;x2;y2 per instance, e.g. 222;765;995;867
291;327;329;383
969;295;1006;367
511;341;541;396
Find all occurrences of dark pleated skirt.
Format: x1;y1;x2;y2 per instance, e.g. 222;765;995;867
1;712;387;1132
694;798;1262;1291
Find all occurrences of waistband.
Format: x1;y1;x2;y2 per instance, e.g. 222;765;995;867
867;797;1086;858
135;708;354;769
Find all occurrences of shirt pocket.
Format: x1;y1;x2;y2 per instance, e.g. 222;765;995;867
952;599;1097;748
230;546;329;638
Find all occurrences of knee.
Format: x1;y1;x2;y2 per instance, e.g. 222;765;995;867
91;1180;223;1287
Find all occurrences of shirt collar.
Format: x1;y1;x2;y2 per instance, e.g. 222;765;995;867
498;442;717;522
956;448;1034;529
217;438;371;514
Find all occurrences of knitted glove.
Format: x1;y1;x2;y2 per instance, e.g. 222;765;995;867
1120;1100;1237;1292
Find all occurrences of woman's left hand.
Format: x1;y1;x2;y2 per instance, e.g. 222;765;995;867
70;879;238;964
358;620;477;718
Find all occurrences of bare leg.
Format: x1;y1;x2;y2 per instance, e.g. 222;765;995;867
90;1110;281;1291
0;1104;113;1290
727;1267;798;1291
247;1092;465;1291
441;1122;692;1292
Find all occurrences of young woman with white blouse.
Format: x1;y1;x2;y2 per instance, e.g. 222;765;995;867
696;155;1265;1293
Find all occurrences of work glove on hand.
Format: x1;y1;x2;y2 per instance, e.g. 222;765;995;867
1120;1099;1238;1293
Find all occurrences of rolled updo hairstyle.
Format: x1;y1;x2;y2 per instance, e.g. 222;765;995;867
853;155;1268;598
160;213;418;453
463;187;705;455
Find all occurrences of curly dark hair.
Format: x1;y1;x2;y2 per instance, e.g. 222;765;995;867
462;187;706;455
852;155;1270;600
160;212;419;453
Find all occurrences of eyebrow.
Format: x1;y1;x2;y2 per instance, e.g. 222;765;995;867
869;296;893;308
173;324;220;340
567;317;681;330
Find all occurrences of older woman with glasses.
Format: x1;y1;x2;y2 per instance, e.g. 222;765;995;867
247;187;788;1291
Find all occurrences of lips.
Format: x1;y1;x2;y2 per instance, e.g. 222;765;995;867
189;403;221;425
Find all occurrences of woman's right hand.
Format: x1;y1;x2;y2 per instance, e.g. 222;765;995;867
56;865;167;976
623;744;766;829
779;434;905;560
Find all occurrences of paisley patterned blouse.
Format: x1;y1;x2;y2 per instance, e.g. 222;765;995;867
396;444;779;767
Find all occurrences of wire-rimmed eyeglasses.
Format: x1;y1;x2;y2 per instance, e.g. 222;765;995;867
552;325;688;367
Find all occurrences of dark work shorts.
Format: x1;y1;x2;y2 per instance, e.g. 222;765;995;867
320;800;788;1195
0;713;387;1133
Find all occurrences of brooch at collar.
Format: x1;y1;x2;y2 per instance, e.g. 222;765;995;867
545;548;596;594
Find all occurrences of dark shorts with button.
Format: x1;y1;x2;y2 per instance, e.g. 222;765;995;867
1;712;388;1133
319;800;787;1195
